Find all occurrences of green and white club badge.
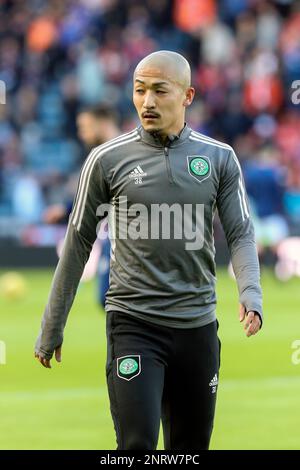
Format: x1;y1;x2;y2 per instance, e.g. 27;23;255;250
119;358;138;374
187;156;211;182
190;157;209;175
117;355;141;381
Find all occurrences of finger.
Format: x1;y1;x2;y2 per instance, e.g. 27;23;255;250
246;325;259;337
35;355;43;365
36;355;51;368
246;317;261;337
35;352;51;366
244;311;254;330
239;304;246;322
38;357;46;367
55;346;62;363
252;319;261;335
43;358;51;368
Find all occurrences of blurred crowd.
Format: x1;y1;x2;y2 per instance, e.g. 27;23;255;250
1;0;300;252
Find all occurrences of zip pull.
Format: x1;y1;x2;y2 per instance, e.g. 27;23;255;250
163;146;175;184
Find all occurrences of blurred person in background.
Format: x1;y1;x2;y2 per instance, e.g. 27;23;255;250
43;104;120;308
243;144;289;264
1;0;300;244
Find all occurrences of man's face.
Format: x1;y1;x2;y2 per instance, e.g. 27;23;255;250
133;67;191;136
76;113;107;147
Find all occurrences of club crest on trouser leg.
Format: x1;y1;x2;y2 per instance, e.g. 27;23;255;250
187;156;211;183
117;355;141;381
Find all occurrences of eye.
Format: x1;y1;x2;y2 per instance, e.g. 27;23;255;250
156;90;167;94
135;89;144;94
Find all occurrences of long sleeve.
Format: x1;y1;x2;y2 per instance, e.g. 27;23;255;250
216;148;263;323
35;157;109;359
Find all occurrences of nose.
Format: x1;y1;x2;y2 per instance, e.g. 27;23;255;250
143;90;156;109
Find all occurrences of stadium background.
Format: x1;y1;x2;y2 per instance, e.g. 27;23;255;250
1;0;300;450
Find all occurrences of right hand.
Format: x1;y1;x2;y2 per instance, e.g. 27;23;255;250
35;345;62;369
239;304;261;337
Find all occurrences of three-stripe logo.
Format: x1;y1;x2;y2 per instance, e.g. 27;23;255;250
71;129;140;231
189;131;249;222
129;165;147;184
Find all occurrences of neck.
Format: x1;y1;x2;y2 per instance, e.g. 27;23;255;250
150;123;185;143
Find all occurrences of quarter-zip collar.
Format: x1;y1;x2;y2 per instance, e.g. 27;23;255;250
138;123;191;148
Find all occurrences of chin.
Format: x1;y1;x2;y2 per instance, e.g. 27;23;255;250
143;123;161;133
149;128;161;134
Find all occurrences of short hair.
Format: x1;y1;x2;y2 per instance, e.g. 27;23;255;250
78;104;119;123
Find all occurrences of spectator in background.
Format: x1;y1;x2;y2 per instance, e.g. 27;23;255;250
43;104;121;308
43;104;120;223
12;173;45;224
243;144;289;263
0;0;300;266
283;159;300;230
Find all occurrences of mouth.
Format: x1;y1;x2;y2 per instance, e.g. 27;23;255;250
142;113;160;120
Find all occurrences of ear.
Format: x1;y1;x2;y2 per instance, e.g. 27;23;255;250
183;87;195;107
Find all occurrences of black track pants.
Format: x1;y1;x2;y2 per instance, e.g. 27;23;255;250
105;311;221;451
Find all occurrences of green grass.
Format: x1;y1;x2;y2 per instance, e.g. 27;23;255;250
0;268;299;449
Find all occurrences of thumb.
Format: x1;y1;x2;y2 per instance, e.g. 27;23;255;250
55;346;62;363
239;304;246;322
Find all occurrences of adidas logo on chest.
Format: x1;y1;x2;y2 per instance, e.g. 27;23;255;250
129;165;147;184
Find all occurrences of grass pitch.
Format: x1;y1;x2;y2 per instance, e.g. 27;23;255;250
0;268;299;449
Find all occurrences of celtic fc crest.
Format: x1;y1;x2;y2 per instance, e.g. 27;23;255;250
117;355;141;381
187;156;211;182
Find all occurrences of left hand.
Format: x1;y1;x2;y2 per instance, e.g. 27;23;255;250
34;345;62;369
239;304;261;337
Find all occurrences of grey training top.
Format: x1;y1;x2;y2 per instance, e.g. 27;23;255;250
35;124;263;360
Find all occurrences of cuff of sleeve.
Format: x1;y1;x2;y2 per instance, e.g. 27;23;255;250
240;296;262;319
34;347;54;360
